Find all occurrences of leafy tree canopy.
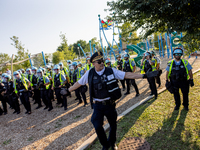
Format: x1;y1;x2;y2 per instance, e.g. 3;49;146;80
119;22;139;45
107;0;200;52
0;53;11;73
10;36;31;70
53;33;76;64
69;37;101;57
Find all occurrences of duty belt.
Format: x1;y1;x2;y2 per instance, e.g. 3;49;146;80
94;99;114;105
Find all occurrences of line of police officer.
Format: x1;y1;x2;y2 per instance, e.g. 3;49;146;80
1;53;149;116
0;59;92;115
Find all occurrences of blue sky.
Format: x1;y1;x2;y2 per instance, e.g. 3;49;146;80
0;0;117;56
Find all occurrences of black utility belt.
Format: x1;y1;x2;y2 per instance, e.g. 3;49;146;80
94;99;114;105
171;77;187;81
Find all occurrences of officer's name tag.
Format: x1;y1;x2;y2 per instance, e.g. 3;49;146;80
107;74;114;81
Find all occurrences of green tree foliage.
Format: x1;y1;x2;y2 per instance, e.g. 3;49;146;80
119;22;139;45
153;33;159;50
0;53;11;73
10;36;31;70
107;0;200;52
90;37;101;51
52;51;65;64
53;33;76;64
69;40;88;56
69;37;101;57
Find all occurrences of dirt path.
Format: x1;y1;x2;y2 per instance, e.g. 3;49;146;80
0;56;199;150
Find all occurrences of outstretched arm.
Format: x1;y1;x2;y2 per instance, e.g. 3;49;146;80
68;82;82;92
124;72;143;79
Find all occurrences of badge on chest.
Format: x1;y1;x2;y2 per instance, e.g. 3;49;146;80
107;74;114;81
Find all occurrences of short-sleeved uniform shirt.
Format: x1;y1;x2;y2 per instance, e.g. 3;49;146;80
55;73;66;84
125;59;135;67
13;77;30;88
166;59;192;71
78;67;125;101
78;67;125;85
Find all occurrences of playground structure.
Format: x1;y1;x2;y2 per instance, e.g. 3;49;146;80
98;14;122;61
136;32;184;59
77;15;196;68
97;14;198;67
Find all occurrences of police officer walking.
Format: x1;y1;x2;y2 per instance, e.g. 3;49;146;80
0;81;5;115
114;55;125;91
59;62;69;76
68;51;158;150
3;74;21;114
46;65;55;101
37;69;53;111
166;48;193;111
72;62;88;106
150;51;161;87
52;65;68;110
122;54;140;96
84;57;93;72
31;67;41;108
1;74;14;114
141;52;158;99
0;75;8;115
13;71;32;114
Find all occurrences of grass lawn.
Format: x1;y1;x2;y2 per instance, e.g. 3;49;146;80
88;73;200;150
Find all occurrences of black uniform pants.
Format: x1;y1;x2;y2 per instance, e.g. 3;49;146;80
120;80;125;89
91;103;117;148
75;86;87;104
156;75;161;85
147;77;157;96
55;88;67;108
40;89;52;108
75;88;82;103
0;96;7;113
0;106;3;115
172;80;189;108
34;89;41;106
125;79;139;94
19;92;31;112
12;94;20;112
49;88;54;101
8;95;13;108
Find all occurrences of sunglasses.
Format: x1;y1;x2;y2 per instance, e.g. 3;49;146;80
96;59;104;64
175;53;182;56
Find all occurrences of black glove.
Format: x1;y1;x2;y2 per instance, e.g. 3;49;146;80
143;71;159;78
165;80;169;88
66;88;70;96
165;80;174;94
189;79;194;87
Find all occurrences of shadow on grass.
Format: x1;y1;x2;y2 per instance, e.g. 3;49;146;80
146;109;200;150
116;98;157;143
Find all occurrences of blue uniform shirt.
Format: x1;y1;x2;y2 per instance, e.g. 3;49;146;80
166;59;192;71
55;73;66;82
125;59;135;67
